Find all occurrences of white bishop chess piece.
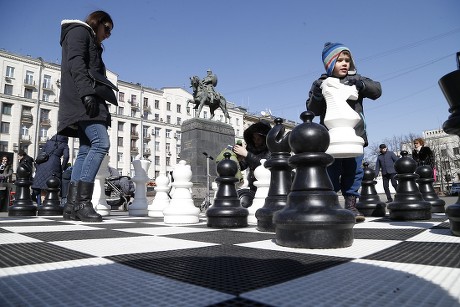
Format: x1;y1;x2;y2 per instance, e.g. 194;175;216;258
322;77;364;158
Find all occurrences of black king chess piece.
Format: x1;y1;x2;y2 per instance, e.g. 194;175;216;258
387;151;431;220
273;111;355;248
8;162;36;216
416;164;445;213
256;118;292;232
38;174;63;216
207;152;248;228
439;51;460;236
356;162;386;217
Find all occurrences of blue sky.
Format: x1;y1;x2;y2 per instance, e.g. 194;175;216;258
1;0;459;149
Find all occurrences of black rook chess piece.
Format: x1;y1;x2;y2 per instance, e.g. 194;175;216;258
256;118;292;232
439;52;460;235
207;152;248;228
416;165;445;213
38;174;63;216
8;163;36;216
387;151;431;220
273;111;355;248
356;162;386;217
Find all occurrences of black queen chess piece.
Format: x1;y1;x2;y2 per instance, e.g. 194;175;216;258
273;111;355;249
38;174;63;216
356;162;386;217
439;51;460;235
416;164;445;213
8;163;36;216
387;151;431;220
207;152;248;228
256;118;292;232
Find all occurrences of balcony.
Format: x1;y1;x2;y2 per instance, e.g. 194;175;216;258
4;76;12;83
143;105;151;113
20;135;32;144
130;146;139;154
143;148;151;155
39;137;49;144
131;131;139;139
144;135;151;141
24;80;37;88
21;114;34;125
128;100;139;109
40;118;51;126
42;83;54;92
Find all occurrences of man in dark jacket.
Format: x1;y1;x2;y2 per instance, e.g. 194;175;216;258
375;144;398;202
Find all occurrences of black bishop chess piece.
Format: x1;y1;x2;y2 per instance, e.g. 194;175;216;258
387;151;431;220
207;152;248;228
356;162;386;217
256;118;292;232
416;165;445;213
439;51;460;235
273;111;355;248
38;174;63;216
8;163;36;216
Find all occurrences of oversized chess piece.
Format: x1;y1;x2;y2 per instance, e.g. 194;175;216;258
129;159;151;216
388;151;431;220
247;159;270;225
256;118;292;232
273;111;355;248
416;164;445;213
37;174;62;216
207;152;248;228
8;163;36;216
439;54;460;235
148;171;170;217
93;154;111;216
356;162;386;217
322;77;364;158
163;161;200;224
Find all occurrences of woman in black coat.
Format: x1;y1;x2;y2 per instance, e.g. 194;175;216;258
32;135;69;205
412;138;434;168
58;11;116;222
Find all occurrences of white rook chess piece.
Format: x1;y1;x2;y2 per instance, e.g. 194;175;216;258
248;159;270;225
322;77;364;158
163;160;200;224
148;171;170;217
129;159;151;216
93;154;111;216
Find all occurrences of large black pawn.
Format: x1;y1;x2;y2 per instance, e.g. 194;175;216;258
439;57;460;235
207;152;248;228
256;118;292;232
8;163;36;216
388;151;431;220
416;165;445;213
356;162;386;217
273;111;355;249
38;174;63;216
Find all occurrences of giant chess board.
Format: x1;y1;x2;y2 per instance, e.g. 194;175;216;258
1;212;460;306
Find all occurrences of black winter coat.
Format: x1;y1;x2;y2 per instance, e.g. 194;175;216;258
58;20;112;137
32;135;70;190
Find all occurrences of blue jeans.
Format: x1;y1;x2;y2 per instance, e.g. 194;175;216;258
71;122;110;183
327;154;364;197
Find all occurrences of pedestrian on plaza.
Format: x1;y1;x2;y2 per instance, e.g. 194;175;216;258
412;138;434;168
374;144;398;202
17;150;34;179
58;10;117;222
306;42;382;222
0;156;13;211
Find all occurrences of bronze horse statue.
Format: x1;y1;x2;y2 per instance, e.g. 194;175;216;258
187;75;231;123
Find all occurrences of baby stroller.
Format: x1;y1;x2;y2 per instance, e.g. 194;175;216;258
105;173;135;211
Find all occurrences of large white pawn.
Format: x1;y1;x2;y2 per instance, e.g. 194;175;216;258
322;77;364;158
129;159;151;216
163;160;200;224
248;159;271;225
148;171;170;217
93;154;111;216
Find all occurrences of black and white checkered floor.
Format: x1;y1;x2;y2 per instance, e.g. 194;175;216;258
1;211;460;307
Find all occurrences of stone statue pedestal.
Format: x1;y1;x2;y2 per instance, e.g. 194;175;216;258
180;118;235;207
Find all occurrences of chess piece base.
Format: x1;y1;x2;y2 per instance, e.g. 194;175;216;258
446;202;460;236
388;201;432;220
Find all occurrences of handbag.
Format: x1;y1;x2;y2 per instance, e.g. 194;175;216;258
88;69;119;106
35;136;58;165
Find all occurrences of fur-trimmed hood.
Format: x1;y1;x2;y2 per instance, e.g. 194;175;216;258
60;19;95;46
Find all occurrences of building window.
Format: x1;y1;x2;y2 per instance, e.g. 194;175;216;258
166;102;171;111
166;143;171;152
154;100;159;109
43;75;51;89
177;117;181;125
175;131;181;140
40;109;50;121
0;122;10;134
40;127;48;138
154;113;159;121
2;103;12;115
143;97;148;106
4;84;13;95
24;88;33;99
177;104;181;113
203;111;208;119
118;122;124;131
42;92;50;102
25;71;34;85
155;156;160;166
166;115;171;124
166;129;171;138
118;106;124;115
143;126;149;138
119;92;124;102
131;95;137;104
220;115;223;122
186;106;191;115
176;144;181;154
117;137;123;147
6;66;14;78
0;141;7;152
154;127;161;136
117;153;123;162
166;156;171;166
155;141;160;152
236;118;239;125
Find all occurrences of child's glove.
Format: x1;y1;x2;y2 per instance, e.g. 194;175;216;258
346;79;364;91
82;95;99;118
311;80;323;99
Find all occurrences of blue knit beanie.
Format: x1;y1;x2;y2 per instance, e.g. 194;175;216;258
322;42;356;76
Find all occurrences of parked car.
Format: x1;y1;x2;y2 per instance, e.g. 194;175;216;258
450;182;460;196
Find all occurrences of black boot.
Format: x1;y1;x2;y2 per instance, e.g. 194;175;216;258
74;181;102;222
63;181;78;220
344;195;365;223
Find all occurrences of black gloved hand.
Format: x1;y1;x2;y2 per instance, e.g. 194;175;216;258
82;95;99;118
346;78;364;91
311;80;323;99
